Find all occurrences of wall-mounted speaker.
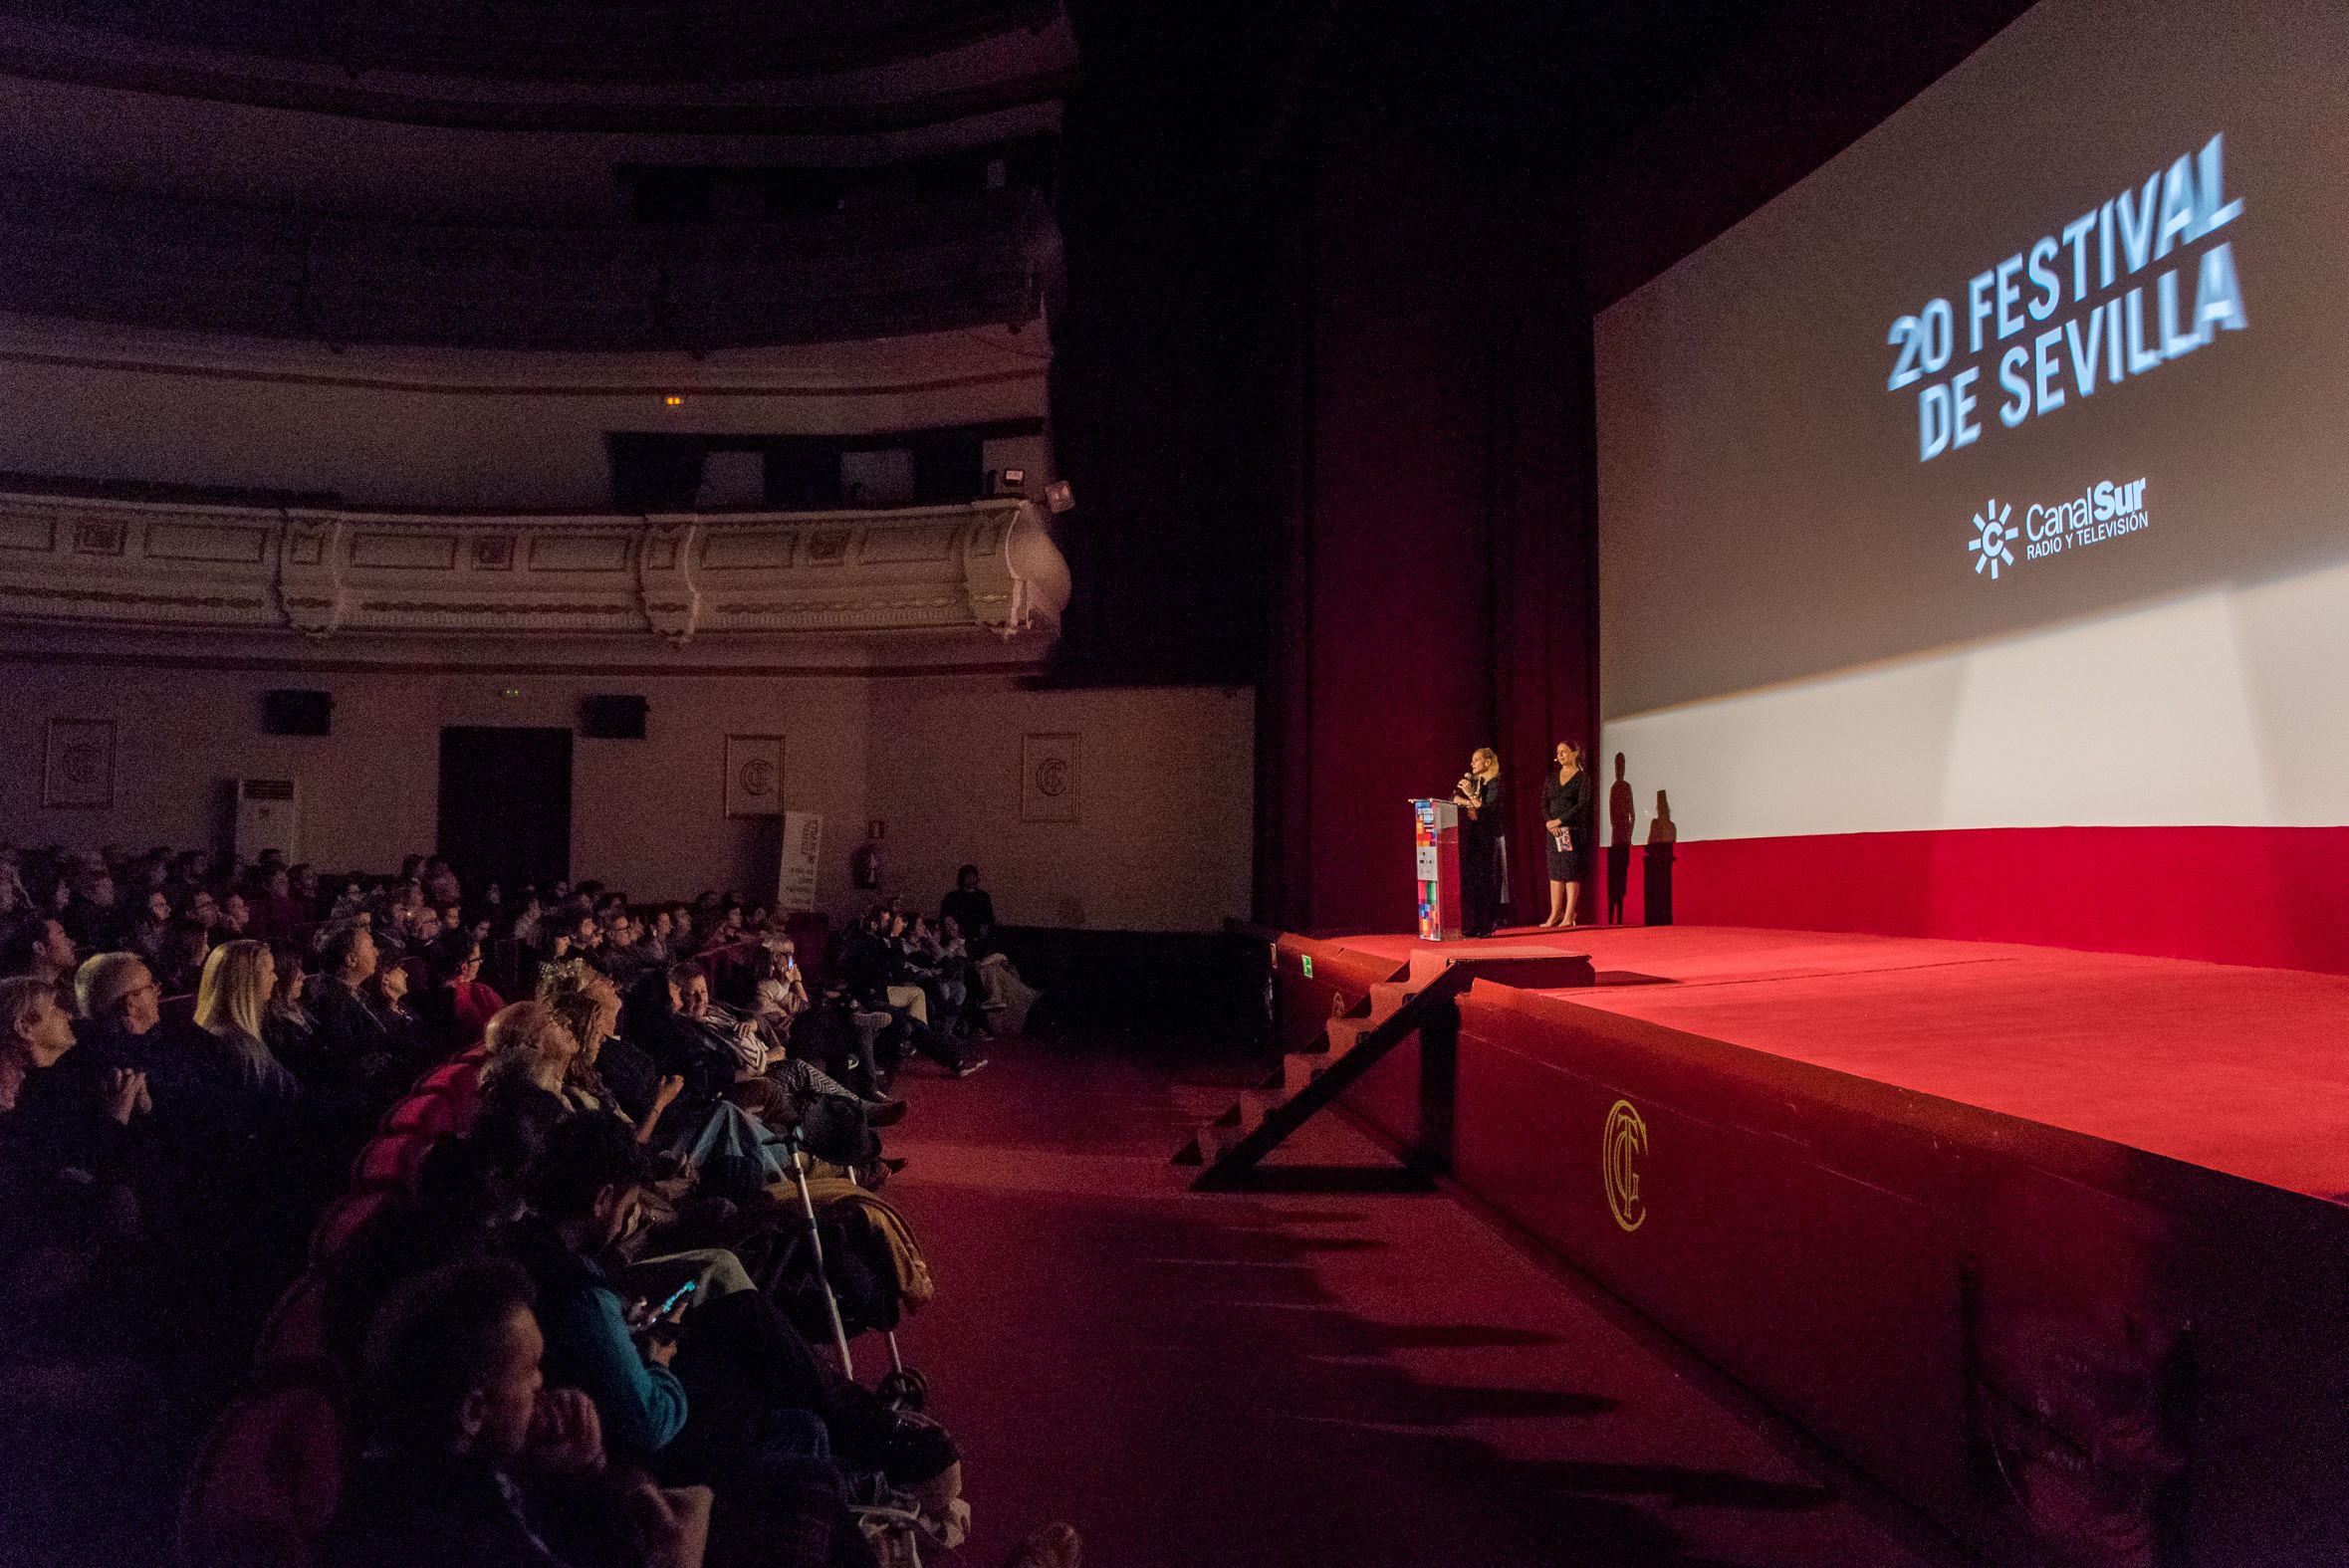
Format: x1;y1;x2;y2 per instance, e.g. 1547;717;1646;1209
261;689;334;736
581;694;648;740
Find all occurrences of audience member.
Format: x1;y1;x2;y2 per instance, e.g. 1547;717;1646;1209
329;1254;712;1568
192;939;301;1109
2;914;78;1001
479;1001;586;1102
129;888;173;964
368;956;434;1063
154;917;213;996
263;939;316;1067
436;933;508;1050
939;866;996;954
294;922;412;1103
61;864;127;952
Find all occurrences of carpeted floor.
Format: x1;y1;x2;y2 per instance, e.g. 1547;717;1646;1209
882;1030;1958;1567
1334;924;2349;1197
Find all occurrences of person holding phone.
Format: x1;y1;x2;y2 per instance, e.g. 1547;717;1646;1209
328;1255;714;1568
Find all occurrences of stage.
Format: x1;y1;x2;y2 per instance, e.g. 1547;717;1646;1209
1328;923;2349;1200
1269;921;2349;1565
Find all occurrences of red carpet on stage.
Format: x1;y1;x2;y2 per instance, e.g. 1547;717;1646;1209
1330;923;2349;1198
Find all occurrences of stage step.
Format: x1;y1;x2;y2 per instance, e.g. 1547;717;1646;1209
1179;947;1591;1188
1407;945;1596;991
1281;1051;1331;1097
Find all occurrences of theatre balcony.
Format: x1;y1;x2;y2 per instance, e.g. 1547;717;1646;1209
0;485;1069;669
0;180;1055;351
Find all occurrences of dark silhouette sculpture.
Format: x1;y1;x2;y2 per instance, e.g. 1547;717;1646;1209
1643;789;1677;926
1607;753;1635;925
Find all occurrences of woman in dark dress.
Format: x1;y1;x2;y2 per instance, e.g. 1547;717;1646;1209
1453;748;1506;938
1540;740;1590;929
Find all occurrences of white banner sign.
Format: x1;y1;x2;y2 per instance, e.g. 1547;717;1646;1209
778;810;823;912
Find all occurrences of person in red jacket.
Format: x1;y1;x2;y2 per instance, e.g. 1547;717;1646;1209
436;934;507;1052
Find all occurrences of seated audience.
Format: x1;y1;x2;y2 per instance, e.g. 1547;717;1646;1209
293;922;414;1105
128;888;173;964
435;932;508;1050
60;864;127;953
837;912;983;1078
250;864;306;943
367;956;434;1064
940;870;1044;1034
153;917;213;997
0;837;1086;1568
480;1001;587;1103
503;1116;956;1563
70;951;167;1083
263;938;316;1066
191;938;301;1112
0;974;151;1420
543;967;682;1148
1;914;78;1001
329;1254;713;1568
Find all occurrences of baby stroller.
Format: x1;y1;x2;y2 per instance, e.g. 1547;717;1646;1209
763;1122;957;1563
754;1122;930;1410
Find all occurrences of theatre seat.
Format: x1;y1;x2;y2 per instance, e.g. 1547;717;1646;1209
416;1056;485;1122
177;1384;345;1568
309;1189;392;1266
381;1093;462;1138
349;1134;434;1193
252;1272;334;1384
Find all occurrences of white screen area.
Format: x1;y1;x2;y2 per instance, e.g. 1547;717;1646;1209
1595;0;2349;843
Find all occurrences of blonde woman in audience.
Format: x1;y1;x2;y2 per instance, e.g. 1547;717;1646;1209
193;940;299;1103
477;1001;583;1099
545;971;682;1145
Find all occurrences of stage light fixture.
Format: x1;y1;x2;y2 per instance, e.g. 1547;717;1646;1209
663;394;685;407
1045;479;1075;514
990;467;1028;495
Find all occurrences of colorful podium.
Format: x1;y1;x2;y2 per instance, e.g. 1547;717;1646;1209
1412;798;1463;942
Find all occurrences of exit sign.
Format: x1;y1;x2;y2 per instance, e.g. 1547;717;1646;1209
1301;955;1314;980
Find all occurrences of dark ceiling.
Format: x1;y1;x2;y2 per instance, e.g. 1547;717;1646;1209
1058;0;1779;201
0;0;1062;83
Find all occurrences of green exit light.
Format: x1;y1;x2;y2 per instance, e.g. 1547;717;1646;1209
1301;954;1313;980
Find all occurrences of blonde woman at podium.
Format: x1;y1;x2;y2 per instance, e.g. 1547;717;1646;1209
1454;748;1505;939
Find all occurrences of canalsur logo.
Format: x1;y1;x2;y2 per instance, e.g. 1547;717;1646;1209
1966;478;2149;579
1969;499;2015;579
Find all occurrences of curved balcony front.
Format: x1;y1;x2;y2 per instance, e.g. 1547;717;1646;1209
0;488;1070;667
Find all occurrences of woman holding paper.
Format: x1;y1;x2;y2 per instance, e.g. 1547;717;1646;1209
1539;740;1589;929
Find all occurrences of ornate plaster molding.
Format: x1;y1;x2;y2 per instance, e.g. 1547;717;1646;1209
0;490;1069;649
